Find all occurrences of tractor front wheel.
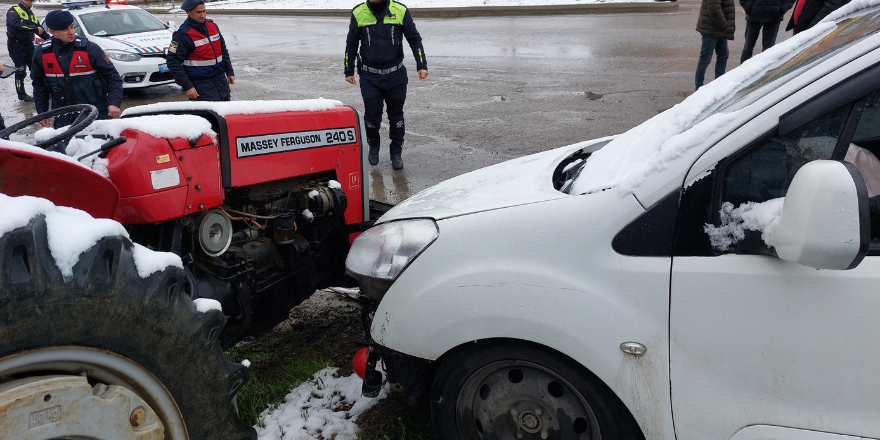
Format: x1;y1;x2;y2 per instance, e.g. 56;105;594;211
0;215;255;440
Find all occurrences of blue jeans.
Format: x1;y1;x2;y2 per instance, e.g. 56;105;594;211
695;35;729;90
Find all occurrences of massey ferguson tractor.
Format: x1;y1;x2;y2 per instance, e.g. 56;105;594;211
0;100;375;439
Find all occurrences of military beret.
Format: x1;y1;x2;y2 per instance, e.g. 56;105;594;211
45;10;74;30
180;0;204;11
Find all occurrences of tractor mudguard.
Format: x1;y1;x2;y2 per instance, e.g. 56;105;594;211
0;148;119;219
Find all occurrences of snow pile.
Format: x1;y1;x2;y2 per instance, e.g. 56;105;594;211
0;194;183;279
0;137;94;172
122;99;343;118
704;198;784;251
83;115;215;140
256;367;388;440
570;22;836;196
63;135;112;177
193;298;223;313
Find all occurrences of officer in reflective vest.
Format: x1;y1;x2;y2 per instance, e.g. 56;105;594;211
31;10;123;129
344;0;428;170
166;0;235;101
6;0;50;101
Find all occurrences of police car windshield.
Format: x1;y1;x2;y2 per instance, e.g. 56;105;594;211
79;9;165;37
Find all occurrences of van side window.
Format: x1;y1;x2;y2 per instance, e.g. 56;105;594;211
720;103;850;210
848;91;880;249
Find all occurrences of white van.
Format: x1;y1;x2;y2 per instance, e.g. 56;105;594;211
346;1;880;439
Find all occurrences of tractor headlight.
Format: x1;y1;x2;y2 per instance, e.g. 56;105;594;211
106;49;141;62
345;219;438;301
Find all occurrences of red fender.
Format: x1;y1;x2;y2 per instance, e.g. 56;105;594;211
0;147;119;219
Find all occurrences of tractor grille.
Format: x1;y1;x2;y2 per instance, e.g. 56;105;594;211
150;71;174;82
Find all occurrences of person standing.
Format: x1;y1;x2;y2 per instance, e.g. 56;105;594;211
786;0;848;34
695;0;736;90
6;0;50;102
740;0;794;62
0;64;5;132
31;10;123;128
344;0;428;170
166;0;235;102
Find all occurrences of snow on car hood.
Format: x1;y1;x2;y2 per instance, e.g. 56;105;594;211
94;30;171;54
378;138;611;223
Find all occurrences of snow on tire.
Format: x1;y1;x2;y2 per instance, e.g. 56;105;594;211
0;214;255;440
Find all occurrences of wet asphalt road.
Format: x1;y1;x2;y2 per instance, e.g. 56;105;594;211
1;0;792;203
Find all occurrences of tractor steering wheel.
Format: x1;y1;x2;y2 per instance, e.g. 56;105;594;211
0;104;99;152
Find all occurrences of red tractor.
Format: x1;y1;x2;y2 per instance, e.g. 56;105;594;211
0;101;378;439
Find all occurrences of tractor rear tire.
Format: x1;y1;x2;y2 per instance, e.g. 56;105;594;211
0;215;255;439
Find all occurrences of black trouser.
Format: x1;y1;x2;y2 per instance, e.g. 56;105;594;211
359;68;408;157
741;20;781;63
7;41;34;94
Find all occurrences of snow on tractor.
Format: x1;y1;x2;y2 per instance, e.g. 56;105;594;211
0;100;376;439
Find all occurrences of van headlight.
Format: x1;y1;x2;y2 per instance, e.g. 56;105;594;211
106;49;141;62
345;219;438;301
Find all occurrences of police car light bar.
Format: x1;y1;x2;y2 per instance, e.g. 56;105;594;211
62;1;98;7
107;0;127;4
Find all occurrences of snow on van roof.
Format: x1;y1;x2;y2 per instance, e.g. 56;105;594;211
568;0;880;196
121;99;344;118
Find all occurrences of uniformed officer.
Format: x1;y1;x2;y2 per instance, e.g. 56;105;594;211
166;0;234;102
6;0;50;102
31;10;123;128
344;0;428;170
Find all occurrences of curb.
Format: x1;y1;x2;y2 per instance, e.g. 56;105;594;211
36;2;678;16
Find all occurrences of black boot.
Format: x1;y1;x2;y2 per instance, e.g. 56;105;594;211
368;147;379;166
15;79;33;102
391;155;403;170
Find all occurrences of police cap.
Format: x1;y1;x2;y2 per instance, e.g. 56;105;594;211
45;10;75;30
180;0;204;11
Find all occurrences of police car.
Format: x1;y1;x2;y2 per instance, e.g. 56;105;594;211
51;0;176;89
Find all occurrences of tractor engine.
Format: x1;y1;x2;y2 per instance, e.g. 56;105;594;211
188;177;349;342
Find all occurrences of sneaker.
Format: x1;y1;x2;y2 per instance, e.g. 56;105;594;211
368;148;379;166
391;155;404;170
18;94;34;102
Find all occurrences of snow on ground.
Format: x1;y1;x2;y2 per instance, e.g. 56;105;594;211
256;367;389;440
205;0;655;9
37;0;656;8
0;193;183;279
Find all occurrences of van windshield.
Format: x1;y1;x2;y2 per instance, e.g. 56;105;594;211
568;8;880;196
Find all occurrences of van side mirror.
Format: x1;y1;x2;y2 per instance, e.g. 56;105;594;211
765;160;870;270
166;21;177;30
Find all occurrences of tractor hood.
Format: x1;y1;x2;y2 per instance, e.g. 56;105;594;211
378;137;613;223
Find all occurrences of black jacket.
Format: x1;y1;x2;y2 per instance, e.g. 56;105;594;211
786;0;849;33
344;0;427;76
696;0;737;40
6;2;49;46
31;37;123;125
740;0;795;23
